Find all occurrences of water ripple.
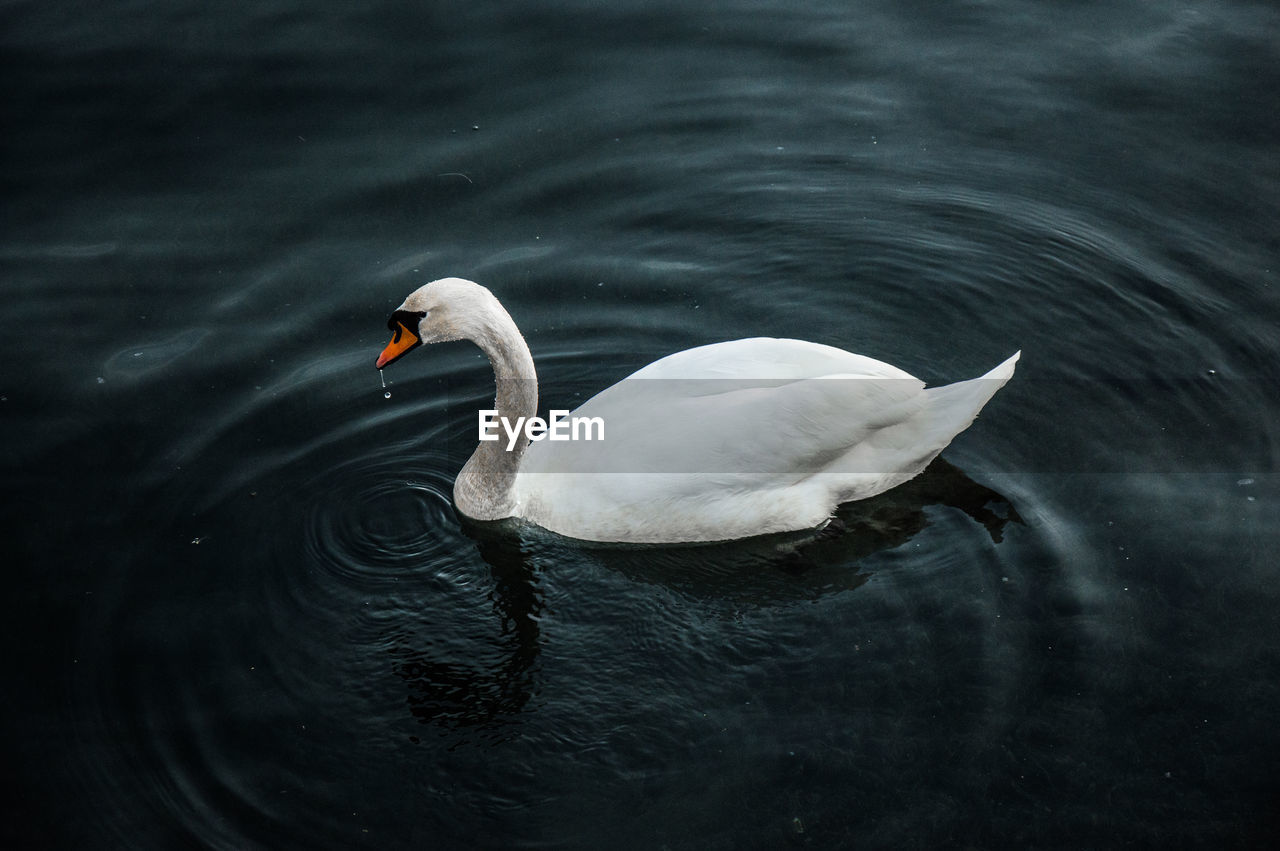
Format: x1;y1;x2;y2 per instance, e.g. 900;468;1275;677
302;455;463;579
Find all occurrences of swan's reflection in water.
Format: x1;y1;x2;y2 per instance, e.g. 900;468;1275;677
391;531;545;739
830;456;1022;549
390;457;1019;734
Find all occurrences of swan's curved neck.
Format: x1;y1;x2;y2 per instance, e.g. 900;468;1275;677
454;305;537;520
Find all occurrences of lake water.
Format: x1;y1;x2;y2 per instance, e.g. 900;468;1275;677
4;0;1278;847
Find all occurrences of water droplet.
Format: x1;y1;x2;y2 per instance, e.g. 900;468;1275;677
380;371;391;399
384;391;392;399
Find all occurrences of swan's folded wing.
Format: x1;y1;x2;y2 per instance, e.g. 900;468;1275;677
521;371;927;479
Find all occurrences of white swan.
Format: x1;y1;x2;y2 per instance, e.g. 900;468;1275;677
376;277;1019;544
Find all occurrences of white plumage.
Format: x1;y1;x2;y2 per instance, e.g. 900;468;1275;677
377;278;1018;544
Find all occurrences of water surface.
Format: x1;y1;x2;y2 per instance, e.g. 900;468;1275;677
3;0;1278;847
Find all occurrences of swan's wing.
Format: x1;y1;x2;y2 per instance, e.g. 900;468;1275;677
521;338;927;484
521;369;927;479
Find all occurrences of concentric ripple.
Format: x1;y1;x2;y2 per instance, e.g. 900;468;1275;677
301;454;467;579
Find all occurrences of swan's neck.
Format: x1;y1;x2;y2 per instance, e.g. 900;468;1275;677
454;307;537;520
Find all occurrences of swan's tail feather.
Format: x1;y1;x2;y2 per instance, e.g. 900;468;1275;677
921;351;1020;443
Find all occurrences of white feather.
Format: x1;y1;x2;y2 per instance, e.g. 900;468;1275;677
382;279;1019;543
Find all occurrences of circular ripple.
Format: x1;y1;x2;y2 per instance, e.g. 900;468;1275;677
302;455;464;578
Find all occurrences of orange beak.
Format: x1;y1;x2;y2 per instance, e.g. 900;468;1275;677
376;321;422;369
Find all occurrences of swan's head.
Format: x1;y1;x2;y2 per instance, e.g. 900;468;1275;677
375;277;509;369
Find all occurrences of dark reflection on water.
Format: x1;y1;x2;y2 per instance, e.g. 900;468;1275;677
4;0;1280;847
393;531;545;740
395;456;1020;755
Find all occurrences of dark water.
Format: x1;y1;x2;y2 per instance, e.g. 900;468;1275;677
4;0;1278;847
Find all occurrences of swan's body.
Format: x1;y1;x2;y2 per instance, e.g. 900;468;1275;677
377;277;1019;544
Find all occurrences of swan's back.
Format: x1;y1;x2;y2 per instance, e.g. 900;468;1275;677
626;337;919;382
512;339;1019;543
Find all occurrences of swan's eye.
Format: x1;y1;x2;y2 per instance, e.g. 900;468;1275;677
387;309;426;340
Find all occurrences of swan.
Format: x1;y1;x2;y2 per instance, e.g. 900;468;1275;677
375;277;1019;544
